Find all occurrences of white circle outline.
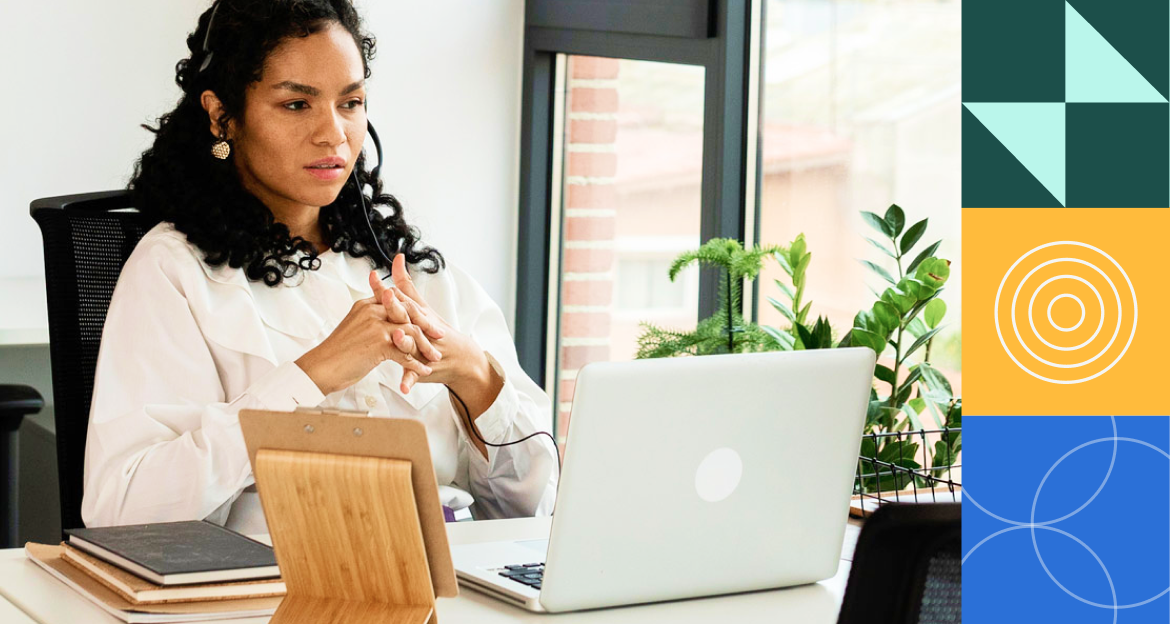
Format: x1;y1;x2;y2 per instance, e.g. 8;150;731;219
1012;259;1120;368
994;241;1138;384
1027;275;1103;351
1046;293;1086;332
1029;437;1171;610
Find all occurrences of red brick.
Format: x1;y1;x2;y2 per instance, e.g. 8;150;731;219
570;88;619;113
572;56;620;79
565;216;616;240
565;184;617;209
561;345;611;370
557;415;571;445
560;312;612;338
569;119;618;144
567;152;617;177
562;248;614;273
562;280;614;307
559;379;577;402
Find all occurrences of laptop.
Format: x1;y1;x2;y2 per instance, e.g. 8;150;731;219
451;348;876;612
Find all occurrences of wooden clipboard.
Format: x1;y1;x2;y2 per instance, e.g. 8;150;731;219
240;408;458;624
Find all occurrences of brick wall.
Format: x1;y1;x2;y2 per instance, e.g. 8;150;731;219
557;56;620;442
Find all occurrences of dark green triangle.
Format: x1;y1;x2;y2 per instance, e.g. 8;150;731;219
963;107;1063;207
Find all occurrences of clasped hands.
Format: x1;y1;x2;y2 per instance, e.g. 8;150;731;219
295;253;483;397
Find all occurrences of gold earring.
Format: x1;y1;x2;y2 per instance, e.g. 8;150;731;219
211;135;231;160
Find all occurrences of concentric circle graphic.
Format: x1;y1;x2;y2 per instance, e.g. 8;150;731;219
993;241;1138;385
964;416;1171;621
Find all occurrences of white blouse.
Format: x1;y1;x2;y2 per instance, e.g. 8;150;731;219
82;222;558;534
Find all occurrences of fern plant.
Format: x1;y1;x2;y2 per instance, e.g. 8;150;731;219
635;238;782;358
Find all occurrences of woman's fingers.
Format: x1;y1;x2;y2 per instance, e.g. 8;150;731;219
401;370;418;394
391;254;429;308
393;325;442;363
393;288;445;339
380;289;410;324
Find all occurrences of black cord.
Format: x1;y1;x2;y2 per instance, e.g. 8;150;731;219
354;167;564;495
447;385;563;490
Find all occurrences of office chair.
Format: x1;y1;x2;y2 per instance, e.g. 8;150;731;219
837;502;961;624
30;191;157;536
0;384;44;547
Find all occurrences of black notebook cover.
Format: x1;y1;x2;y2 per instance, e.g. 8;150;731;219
65;520;277;577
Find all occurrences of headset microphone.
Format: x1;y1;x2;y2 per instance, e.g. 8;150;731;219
199;0;562;499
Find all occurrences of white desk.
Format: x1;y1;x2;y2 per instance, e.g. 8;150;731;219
0;517;859;623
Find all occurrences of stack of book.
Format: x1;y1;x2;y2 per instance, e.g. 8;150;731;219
25;520;285;623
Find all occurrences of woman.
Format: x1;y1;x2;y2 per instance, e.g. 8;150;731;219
82;0;557;534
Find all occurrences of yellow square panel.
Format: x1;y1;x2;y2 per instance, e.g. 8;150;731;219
963;208;1169;415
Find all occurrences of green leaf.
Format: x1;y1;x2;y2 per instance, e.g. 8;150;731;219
906;317;929;338
919;363;954;400
861;211;894;238
899;218;928;255
884;204;906;237
900;404;924;431
798;301;813;324
873;301;901;335
795;253;812;280
906;240;941;274
790;235;807;264
837;331;853;348
900;326;945;364
920;398;944;429
774;279;794;300
864;237;897;258
896;366;924;398
860;436;878;459
795;324;813;351
925;299;947;329
768;296;796;323
874;364;897;385
774;251;793;276
861;260;897;285
762;325;796;350
915;257;951;287
882;287;916;315
851;329;886;356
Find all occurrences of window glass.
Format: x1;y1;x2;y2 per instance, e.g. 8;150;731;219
757;0;963;387
552;56;706;441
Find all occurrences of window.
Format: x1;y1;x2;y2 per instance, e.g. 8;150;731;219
551;55;706;439
755;0;963;385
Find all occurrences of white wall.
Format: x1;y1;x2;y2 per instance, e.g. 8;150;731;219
0;0;525;327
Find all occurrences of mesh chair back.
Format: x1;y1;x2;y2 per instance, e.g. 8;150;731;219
30;191;158;533
836;503;961;624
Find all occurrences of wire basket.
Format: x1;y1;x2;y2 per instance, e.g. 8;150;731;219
852;427;962;518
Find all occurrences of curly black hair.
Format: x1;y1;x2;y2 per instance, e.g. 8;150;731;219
130;0;443;286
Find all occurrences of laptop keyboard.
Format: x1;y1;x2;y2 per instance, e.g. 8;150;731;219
498;563;545;590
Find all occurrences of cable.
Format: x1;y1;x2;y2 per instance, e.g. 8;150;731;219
448;385;563;492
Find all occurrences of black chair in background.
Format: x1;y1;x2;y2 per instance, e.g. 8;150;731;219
837;503;961;624
30;191;156;535
0;385;44;547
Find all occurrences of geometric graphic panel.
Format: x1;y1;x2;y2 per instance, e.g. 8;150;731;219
964;415;1170;624
963;209;1169;415
962;0;1169;208
962;108;1064;208
962;0;1065;103
1065;2;1166;104
965;103;1066;206
1067;103;1171;208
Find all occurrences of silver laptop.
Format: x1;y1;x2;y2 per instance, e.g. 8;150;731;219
452;348;875;612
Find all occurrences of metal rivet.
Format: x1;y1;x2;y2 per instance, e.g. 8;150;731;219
304;425;314;433
353;428;363;437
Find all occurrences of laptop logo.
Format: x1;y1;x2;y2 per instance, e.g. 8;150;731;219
695;448;743;503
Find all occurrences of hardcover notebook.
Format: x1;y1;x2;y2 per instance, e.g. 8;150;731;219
65;521;279;586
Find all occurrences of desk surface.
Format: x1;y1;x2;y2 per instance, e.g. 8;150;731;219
0;517;859;623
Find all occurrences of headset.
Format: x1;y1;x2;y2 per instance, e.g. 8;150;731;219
197;0;562;490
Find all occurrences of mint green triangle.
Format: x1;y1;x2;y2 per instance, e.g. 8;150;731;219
1066;2;1166;103
964;103;1066;206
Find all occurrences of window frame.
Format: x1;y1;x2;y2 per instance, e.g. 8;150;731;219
514;0;759;388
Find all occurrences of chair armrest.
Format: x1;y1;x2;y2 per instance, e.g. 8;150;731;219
0;385;44;432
